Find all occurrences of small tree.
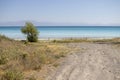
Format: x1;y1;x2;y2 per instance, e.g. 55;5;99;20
21;22;39;42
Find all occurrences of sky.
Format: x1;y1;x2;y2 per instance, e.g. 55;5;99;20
0;0;120;26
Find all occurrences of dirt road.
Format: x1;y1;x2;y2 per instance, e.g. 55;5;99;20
47;43;120;80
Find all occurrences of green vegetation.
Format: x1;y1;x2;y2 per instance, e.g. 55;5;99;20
0;54;8;65
0;35;13;41
28;76;36;80
21;22;39;42
52;38;120;43
52;38;92;43
1;70;23;80
92;38;120;44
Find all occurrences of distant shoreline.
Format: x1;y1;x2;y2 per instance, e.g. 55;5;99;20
15;37;120;41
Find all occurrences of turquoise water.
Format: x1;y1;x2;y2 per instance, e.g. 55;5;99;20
0;26;120;39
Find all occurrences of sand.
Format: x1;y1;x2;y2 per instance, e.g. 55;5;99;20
47;43;120;80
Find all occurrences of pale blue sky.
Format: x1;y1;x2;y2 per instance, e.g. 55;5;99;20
0;0;120;25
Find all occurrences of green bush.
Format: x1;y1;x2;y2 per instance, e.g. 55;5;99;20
21;22;39;42
52;40;56;43
1;70;24;80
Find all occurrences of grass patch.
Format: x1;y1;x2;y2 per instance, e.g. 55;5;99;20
0;35;72;79
0;35;13;41
1;70;23;80
51;38;120;43
0;54;8;65
28;76;36;80
92;38;120;44
52;38;92;43
53;63;59;67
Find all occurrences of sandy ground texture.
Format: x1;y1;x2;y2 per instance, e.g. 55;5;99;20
46;43;120;80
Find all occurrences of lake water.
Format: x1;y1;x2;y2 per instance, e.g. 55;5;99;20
0;26;120;40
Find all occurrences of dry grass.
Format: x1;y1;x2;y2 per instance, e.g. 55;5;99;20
52;37;120;44
52;38;92;43
92;38;120;44
0;35;72;80
1;35;120;80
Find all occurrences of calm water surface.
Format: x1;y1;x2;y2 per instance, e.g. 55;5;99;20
0;26;120;39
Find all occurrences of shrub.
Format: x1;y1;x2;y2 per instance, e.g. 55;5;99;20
21;22;39;42
52;40;56;43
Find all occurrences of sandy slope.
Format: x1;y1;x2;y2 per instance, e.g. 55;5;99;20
47;43;120;80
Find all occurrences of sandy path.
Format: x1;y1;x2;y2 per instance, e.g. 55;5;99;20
47;43;120;80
